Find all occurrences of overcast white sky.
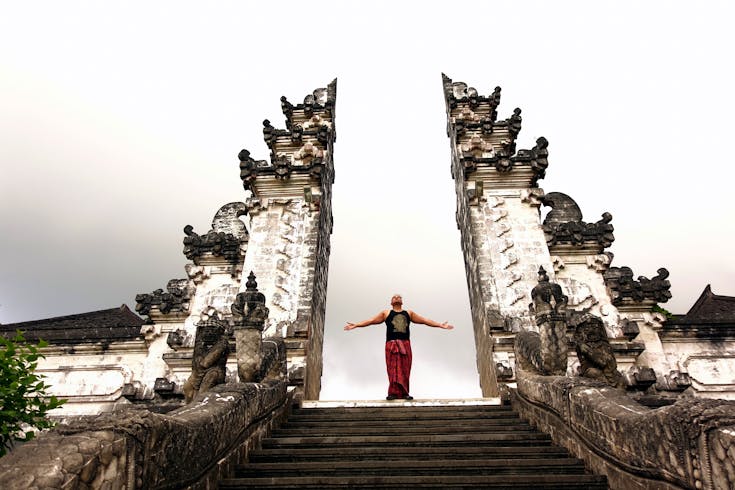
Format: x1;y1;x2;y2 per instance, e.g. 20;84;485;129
1;1;733;400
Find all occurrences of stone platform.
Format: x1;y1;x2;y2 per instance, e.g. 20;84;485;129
302;397;501;408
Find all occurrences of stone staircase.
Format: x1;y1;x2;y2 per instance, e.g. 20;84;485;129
219;402;608;489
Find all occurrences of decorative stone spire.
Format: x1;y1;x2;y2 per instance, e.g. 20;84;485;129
238;80;337;199
527;266;569;375
442;74;549;187
231;271;269;330
231;272;270;383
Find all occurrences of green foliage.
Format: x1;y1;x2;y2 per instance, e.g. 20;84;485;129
652;304;673;319
0;331;65;457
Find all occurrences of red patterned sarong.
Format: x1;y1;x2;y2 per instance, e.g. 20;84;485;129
385;339;412;398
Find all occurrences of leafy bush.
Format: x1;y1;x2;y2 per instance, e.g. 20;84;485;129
0;331;65;457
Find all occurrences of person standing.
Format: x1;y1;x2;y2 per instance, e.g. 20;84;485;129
344;294;454;400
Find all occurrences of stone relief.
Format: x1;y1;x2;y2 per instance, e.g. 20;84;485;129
183;313;230;403
604;266;672;305
135;278;195;318
529;267;569;375
571;314;625;388
541;192;614;248
182;203;248;264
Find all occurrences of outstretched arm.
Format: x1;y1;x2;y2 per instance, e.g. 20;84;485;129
409;310;454;330
344;310;389;331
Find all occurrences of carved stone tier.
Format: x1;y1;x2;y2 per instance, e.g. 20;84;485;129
443;74;549;188
239;79;337;201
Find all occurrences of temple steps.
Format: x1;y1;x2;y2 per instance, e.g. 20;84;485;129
219;404;608;489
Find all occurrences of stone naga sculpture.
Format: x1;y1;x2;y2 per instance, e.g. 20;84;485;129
231;272;286;383
571;314;625;389
183;313;230;403
516;267;569;375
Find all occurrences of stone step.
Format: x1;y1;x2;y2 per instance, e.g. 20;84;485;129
281;414;524;426
261;431;553;448
219;404;607;490
249;445;572;463
235;457;588;477
290;405;515;419
272;422;534;436
220;474;609;489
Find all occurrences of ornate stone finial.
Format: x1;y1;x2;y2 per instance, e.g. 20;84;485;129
541;192;615;249
245;271;257;290
508;108;522;137
182;203;247;264
135;278;194;317
571;314;625;389
604;266;672;305
182;312;230;403
531;266;568;321
232;271;269;329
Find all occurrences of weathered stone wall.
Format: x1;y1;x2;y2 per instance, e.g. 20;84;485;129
513;368;735;490
451;136;499;397
301;152;334;400
0;380;291;490
34;342;149;418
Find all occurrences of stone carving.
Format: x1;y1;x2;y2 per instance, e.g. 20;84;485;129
166;329;186;350
182;202;248;264
232;272;270;383
571;314;625;388
541;192;614;248
621;319;640;341
183;313;230;403
496;362;514;381
624;366;657;390
604;266;672;305
258;338;288;382
238;149;268;192
658;370;693;391
529;267;569;375
135;278;194;317
443;74;550;186
515;366;735;490
238;81;337;195
508;108;522;138
232;272;269;328
542;192;583;224
183;226;242;263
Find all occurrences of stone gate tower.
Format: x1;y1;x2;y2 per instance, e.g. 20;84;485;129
238;80;337;399
443;74;553;397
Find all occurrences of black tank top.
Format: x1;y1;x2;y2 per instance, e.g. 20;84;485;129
386;310;411;341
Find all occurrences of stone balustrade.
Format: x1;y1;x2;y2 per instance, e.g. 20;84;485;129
513;369;735;490
0;380;290;489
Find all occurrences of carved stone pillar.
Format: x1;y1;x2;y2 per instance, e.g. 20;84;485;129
530;267;569;375
231;272;269;383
